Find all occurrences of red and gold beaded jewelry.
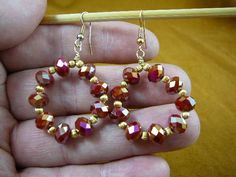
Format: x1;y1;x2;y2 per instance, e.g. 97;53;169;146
109;11;196;143
28;13;109;144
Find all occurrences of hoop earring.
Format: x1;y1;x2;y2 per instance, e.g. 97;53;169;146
28;12;110;144
109;10;196;143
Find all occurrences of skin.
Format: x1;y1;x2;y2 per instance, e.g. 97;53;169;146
0;0;200;177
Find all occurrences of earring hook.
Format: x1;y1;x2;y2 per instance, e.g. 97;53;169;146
138;10;147;49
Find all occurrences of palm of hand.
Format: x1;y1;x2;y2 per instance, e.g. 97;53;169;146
0;1;200;177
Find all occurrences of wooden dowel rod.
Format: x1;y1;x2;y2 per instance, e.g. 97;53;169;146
41;7;236;25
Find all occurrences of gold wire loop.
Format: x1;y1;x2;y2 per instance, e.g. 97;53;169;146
138;10;147;49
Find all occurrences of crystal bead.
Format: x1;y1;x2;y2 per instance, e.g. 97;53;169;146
35;70;54;87
175;96;196;112
75;117;93;136
148;64;164;82
148;124;166;144
111;86;128;101
125;122;142;140
78;64;96;80
166;76;183;94
55;58;69;77
28;93;49;108
169;114;187;133
90;101;109;118
90;81;108;97
123;67;140;84
109;107;130;122
55;123;71;144
35;113;54;129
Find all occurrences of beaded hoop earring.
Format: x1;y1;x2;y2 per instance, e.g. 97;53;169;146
109;11;196;143
28;13;110;144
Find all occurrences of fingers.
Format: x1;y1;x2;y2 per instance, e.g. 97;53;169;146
1;22;159;72
0;0;47;50
19;156;169;177
12;104;200;167
7;64;191;120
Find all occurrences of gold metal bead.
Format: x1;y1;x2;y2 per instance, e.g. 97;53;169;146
164;127;173;136
76;60;84;68
120;81;128;88
35;85;45;93
90;76;98;83
89;115;98;124
100;94;108;103
182;112;190;119
48;126;56;136
178;89;187;97
71;129;80;138
141;131;149;141
48;67;56;74
143;63;151;71
138;59;145;66
68;60;76;68
35;108;44;114
118;122;127;129
161;76;170;83
134;65;143;72
114;101;122;108
137;37;145;45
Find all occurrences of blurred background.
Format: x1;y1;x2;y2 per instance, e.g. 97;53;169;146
46;1;236;177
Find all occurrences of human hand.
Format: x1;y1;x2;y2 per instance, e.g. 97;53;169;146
0;1;200;177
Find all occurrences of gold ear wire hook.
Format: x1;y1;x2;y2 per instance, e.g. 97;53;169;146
79;12;93;55
138;10;147;49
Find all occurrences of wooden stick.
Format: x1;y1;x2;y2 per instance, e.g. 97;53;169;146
41;7;236;25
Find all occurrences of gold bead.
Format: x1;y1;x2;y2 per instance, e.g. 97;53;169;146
90;76;98;83
143;63;151;71
71;129;80;138
138;59;145;66
35;108;44;114
118;122;127;129
48;126;56;136
100;94;108;103
182;112;190;119
35;85;45;93
48;67;56;74
68;60;76;68
141;131;149;141
161;76;170;83
114;101;122;108
120;81;128;88
179;89;187;97
76;60;84;68
135;65;143;72
164;127;173;136
89;115;98;124
137;37;145;45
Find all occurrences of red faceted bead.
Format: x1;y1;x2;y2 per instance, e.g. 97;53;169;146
35;113;54;129
78;64;96;80
35;70;54;87
169;114;187;133
28;93;49;108
148;124;166;144
125;122;142;140
90;101;109;118
55;123;71;144
90;81;108;97
175;96;196;112
109;107;130;122
111;86;128;101
166;76;183;94
148;64;164;82
55;58;69;77
75;117;93;136
123;67;140;84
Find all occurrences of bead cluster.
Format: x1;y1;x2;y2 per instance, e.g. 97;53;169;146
109;62;196;144
28;56;109;144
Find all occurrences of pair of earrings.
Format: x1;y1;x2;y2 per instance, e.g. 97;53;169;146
28;11;196;144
